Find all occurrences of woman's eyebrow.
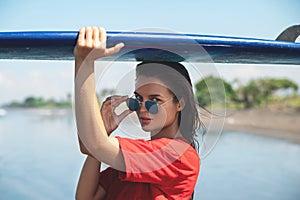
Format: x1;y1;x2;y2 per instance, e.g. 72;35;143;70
149;94;162;98
134;91;162;98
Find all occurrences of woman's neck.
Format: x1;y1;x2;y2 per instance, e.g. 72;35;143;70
150;122;183;140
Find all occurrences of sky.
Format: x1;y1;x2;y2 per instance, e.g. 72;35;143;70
0;0;299;105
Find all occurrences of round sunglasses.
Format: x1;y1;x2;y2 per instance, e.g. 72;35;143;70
126;96;174;114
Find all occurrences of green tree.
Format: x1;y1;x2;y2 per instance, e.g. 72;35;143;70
195;76;236;108
7;94;73;108
23;96;44;107
237;78;298;108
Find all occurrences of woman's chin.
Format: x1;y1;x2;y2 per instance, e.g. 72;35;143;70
141;125;162;136
141;125;152;132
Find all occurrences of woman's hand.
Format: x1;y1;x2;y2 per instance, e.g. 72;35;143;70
73;26;124;63
101;95;132;135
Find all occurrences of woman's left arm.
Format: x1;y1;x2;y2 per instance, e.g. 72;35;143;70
74;26;125;171
76;156;105;200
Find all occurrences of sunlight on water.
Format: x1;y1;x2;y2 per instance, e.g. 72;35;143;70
0;109;299;200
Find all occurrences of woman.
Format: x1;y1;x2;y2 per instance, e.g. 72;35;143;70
74;26;203;200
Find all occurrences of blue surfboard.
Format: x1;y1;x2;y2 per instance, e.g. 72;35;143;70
0;28;299;64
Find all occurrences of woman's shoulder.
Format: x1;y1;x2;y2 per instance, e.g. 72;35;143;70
116;136;199;162
165;137;199;158
116;136;192;149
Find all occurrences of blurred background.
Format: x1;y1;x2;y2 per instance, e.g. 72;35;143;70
0;0;299;199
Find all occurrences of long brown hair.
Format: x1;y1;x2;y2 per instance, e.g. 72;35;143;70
136;61;205;150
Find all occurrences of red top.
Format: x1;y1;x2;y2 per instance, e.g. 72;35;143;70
99;137;200;200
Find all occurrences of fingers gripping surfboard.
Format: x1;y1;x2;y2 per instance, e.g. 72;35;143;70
0;26;299;64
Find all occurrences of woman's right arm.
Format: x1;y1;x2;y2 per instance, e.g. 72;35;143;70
74;27;126;171
76;156;106;200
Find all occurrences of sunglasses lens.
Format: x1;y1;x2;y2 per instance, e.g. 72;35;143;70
145;101;158;114
127;98;159;114
126;98;140;111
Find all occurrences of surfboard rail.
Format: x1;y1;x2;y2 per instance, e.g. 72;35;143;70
0;31;299;64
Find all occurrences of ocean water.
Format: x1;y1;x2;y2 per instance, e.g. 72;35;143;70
0;109;299;200
195;131;300;200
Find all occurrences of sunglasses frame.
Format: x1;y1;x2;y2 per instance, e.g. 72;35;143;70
126;96;175;114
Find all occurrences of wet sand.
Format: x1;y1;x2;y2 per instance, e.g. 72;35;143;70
222;109;300;144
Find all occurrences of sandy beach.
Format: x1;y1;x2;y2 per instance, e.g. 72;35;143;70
221;109;300;144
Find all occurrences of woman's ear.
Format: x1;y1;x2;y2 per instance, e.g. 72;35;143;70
177;98;185;111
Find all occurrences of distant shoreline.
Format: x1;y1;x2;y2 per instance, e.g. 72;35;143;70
222;109;300;145
2;107;300;144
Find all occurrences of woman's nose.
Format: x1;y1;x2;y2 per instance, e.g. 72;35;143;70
138;101;148;113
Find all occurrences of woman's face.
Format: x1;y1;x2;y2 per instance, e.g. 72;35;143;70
135;76;181;136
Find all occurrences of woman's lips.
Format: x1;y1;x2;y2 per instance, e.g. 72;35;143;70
139;117;152;125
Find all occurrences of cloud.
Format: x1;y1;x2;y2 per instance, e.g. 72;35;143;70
215;64;300;92
1;60;299;106
216;64;261;83
0;60;139;105
95;61;136;95
0;72;4;85
0;71;20;104
0;60;74;105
